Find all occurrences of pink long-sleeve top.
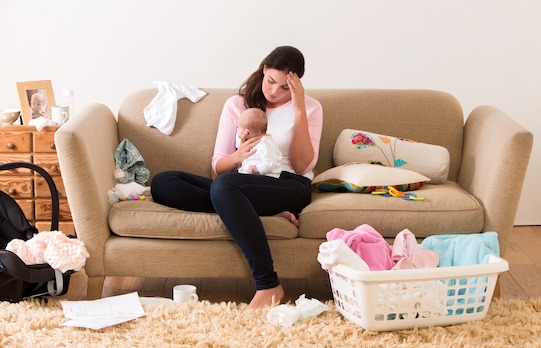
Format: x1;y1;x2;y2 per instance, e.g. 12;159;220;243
211;94;323;180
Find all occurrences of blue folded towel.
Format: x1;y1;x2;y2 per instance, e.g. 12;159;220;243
420;232;499;267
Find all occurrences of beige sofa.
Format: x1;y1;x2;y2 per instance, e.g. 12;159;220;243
55;89;533;299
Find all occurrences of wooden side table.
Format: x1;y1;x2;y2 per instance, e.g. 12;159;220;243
0;125;75;235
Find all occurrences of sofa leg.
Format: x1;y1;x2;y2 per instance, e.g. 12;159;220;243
87;276;105;299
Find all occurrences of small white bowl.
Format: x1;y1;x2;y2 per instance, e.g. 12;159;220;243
0;109;21;125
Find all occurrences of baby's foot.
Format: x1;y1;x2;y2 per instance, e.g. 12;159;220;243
276;211;298;226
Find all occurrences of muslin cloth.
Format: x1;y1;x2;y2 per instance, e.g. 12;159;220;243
143;81;207;135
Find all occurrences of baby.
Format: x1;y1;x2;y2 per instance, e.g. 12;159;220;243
236;108;283;177
30;92;47;119
236;108;297;226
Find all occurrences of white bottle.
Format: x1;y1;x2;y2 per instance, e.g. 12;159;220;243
63;86;76;117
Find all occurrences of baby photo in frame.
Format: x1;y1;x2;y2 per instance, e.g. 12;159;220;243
16;80;56;125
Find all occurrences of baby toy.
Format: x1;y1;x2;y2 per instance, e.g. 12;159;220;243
119;194;146;202
371;186;425;201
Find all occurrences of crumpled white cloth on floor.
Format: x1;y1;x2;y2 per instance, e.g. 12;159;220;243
267;294;330;329
28;116;55;132
143;81;207;135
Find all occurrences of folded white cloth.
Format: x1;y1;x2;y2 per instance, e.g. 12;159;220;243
143;81;207;135
317;239;369;271
28;116;55;132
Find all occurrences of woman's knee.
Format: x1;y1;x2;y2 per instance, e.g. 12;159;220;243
210;172;238;196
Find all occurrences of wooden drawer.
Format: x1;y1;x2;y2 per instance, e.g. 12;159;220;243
33;154;61;176
16;199;34;222
33;128;58;153
0;154;33;175
0;177;33;198
0;130;32;153
35;175;66;198
35;221;75;235
35;198;71;220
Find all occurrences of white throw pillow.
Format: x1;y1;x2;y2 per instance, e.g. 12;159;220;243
333;129;450;184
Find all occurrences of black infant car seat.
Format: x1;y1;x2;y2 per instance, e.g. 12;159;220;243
0;162;73;302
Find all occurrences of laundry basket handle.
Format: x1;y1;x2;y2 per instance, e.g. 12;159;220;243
0;162;59;231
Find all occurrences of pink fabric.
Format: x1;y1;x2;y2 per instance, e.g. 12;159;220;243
211;94;323;178
391;229;419;261
391;228;439;270
392;249;439;270
326;224;394;271
6;231;89;273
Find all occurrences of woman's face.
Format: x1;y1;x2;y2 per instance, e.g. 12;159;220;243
262;66;292;108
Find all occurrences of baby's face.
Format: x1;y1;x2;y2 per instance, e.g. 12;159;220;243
31;100;44;112
31;96;45;112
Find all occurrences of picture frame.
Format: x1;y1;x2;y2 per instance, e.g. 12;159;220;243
16;80;56;125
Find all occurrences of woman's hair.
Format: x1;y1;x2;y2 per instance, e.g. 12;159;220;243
239;46;305;111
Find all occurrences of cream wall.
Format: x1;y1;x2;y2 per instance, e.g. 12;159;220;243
1;0;539;224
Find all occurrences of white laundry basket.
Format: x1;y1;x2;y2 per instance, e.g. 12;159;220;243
327;254;508;331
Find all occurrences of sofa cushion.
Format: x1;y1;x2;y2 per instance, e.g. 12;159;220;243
299;181;483;239
312;163;429;193
333;129;450;184
108;199;299;240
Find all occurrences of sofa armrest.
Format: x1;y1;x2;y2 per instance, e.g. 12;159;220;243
55;103;119;276
458;105;533;256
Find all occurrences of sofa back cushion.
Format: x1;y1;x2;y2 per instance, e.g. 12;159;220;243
308;89;464;181
118;88;236;181
118;88;464;182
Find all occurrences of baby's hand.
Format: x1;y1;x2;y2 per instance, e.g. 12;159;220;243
248;165;260;174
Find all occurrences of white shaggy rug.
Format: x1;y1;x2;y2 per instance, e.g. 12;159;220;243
1;298;540;347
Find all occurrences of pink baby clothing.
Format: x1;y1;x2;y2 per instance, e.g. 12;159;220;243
391;229;439;270
6;231;89;273
392;250;439;270
326;224;394;271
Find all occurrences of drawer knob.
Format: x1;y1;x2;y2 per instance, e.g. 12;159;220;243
7;143;14;149
8;188;16;195
51;165;58;172
50;143;56;150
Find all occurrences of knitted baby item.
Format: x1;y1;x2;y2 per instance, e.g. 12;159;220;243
6;231;89;273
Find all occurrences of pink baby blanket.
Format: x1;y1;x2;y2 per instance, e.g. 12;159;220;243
326;224;394;271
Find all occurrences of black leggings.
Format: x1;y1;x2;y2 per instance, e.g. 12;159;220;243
151;170;312;290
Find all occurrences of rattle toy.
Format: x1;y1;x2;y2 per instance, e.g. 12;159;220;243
371;186;425;201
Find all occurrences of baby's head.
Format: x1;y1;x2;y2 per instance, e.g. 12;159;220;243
237;108;267;140
30;92;46;112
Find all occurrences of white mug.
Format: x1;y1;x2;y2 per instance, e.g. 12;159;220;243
51;105;70;125
173;284;199;303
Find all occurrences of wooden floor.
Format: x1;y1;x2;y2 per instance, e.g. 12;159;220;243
59;225;541;304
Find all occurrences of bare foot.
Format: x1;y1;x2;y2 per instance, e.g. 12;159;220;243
248;284;285;309
276;211;299;226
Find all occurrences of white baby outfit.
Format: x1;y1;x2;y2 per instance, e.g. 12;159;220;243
143;81;207;135
238;135;283;177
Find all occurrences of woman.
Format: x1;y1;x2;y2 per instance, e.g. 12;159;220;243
151;46;323;308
